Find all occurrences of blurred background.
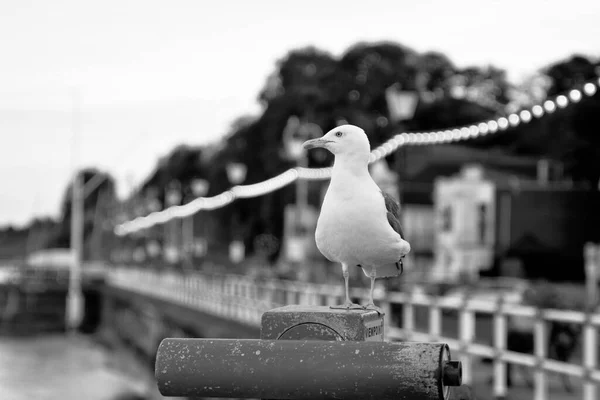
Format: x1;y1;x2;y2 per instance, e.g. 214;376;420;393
1;1;600;399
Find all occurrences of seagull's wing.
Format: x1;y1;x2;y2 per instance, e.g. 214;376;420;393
360;190;408;279
381;190;404;238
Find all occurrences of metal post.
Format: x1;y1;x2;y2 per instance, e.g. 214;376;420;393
66;89;84;333
493;298;507;399
584;243;598;309
583;312;598;400
458;295;474;386
67;169;84;332
296;153;309;218
533;313;547;400
260;305;384;342
90;187;107;261
296;153;309;279
182;213;194;268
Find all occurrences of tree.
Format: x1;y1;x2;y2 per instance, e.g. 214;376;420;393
545;55;598;96
47;168;117;258
543;55;600;186
124;42;600;266
258;46;337;110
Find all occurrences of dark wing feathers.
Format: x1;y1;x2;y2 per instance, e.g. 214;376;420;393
381;190;404;238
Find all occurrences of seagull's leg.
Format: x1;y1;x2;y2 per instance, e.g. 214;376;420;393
363;267;383;314
330;263;362;310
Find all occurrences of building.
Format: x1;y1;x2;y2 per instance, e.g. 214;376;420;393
393;144;598;282
427;163;600;283
431;165;496;281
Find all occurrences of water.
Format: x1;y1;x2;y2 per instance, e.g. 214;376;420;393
0;333;165;400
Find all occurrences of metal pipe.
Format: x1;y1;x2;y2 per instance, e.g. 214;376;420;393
155;339;461;400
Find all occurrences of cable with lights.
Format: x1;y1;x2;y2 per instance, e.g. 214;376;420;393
114;78;599;236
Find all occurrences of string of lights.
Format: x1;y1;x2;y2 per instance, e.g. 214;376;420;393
114;78;600;236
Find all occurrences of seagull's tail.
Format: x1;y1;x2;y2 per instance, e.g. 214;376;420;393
370;260;404;279
361;238;411;279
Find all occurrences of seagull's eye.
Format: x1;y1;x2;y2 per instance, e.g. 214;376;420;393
335;131;343;138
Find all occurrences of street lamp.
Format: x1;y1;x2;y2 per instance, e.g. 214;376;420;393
146;187;162;213
192;179;211;260
181;179;210;268
67;88;84;334
226;163;247;186
282;116;322;279
288;120;322;233
384;83;419;213
191;178;209;197
145;187;162;262
67;169;84;333
385;83;419;124
164;181;182;264
226;163;247;263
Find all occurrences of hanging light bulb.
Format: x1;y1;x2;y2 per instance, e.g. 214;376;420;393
508;114;520;127
569;89;582;102
543;100;556;113
519;110;532;123
556;95;568;108
468;125;479;137
498;118;509;130
451;129;461;141
532;105;544;118
583;83;597;96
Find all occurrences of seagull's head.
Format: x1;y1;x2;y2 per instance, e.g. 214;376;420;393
303;124;371;161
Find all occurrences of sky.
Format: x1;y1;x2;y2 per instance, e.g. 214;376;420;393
1;0;599;227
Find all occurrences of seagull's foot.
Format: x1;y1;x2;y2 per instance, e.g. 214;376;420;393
330;301;363;310
362;302;384;315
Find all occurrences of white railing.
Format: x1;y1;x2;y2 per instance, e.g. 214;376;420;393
108;266;600;400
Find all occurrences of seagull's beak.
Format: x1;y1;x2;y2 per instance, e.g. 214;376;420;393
303;138;331;150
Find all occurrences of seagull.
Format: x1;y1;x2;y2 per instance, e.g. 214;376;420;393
303;125;411;312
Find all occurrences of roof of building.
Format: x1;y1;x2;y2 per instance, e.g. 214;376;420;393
401;144;556;181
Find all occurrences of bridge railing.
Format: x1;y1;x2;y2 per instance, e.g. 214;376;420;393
108;266;600;400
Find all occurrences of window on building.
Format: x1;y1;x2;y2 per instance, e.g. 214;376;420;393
478;203;487;244
441;206;452;232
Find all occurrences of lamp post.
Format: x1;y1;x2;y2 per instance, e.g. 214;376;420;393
293;122;321;234
193;178;210;260
282;117;322;279
66;88;84;334
226;163;247;263
384;83;419;213
181;179;209;268
385;83;419;125
141;188;161;268
165;181;182;265
67;170;84;333
180;187;194;271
